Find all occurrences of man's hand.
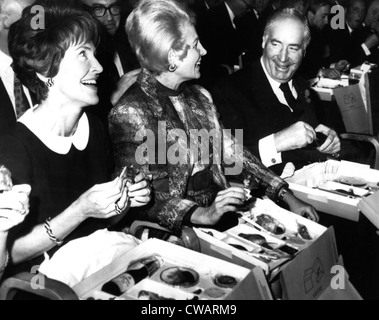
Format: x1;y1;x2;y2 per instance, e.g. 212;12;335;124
274;121;316;152
364;33;379;50
315;124;341;155
334;60;350;73
321;68;341;79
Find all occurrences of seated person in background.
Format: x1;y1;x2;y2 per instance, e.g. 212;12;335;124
300;0;349;79
362;0;379;62
109;0;319;237
0;167;30;281
212;8;341;175
81;0;141;125
0;0;34;138
279;0;310;13
327;0;378;68
196;0;262;89
0;0;151;277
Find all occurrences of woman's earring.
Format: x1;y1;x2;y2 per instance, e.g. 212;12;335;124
45;78;54;87
168;64;177;72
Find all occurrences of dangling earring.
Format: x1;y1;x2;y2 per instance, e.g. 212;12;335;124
45;78;54;88
168;64;177;72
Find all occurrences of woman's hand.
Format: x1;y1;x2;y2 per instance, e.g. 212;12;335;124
0;184;31;233
127;172;151;208
191;187;246;225
284;192;319;222
75;177;128;219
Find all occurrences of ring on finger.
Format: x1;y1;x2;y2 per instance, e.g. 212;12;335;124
115;203;123;215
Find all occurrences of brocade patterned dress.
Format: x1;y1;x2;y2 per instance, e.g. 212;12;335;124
109;69;288;234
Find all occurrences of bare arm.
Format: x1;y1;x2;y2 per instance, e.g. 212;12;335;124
10;178;129;264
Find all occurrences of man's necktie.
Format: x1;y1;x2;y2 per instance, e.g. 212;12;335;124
13;74;29;118
279;82;303;116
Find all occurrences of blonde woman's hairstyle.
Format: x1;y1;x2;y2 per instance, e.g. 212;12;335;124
126;0;196;74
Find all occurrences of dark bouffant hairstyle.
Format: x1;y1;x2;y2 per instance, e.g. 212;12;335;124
8;0;100;103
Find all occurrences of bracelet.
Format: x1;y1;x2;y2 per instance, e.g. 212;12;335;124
0;250;9;274
278;187;293;202
44;217;64;247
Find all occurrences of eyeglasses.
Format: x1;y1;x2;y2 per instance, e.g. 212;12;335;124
89;4;121;18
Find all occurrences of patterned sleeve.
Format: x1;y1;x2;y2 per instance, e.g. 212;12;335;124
197;86;288;201
108;98;199;234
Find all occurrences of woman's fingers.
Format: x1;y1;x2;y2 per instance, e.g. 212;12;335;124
11;184;31;195
0;209;27;231
0;197;25;213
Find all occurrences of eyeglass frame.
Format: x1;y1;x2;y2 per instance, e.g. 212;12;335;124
84;3;122;18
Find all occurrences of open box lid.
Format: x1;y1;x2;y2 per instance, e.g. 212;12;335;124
286;160;379;225
72;238;273;300
279;227;362;300
358;191;379;229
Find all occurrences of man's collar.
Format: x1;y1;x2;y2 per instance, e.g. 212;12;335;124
0;50;12;74
260;57;294;90
346;22;353;34
224;2;236;28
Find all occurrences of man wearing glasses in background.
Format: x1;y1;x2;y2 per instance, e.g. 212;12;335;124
81;0;141;126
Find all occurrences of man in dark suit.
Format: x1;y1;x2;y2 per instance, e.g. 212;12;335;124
197;0;261;89
299;0;348;80
211;8;341;175
0;0;33;138
328;0;379;68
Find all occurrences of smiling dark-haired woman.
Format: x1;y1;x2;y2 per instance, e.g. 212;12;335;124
0;0;151;277
109;0;318;237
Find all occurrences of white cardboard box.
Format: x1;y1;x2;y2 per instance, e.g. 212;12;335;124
194;198;327;280
311;86;335;101
278;227;362;300
286;160;379;222
72;238;273;300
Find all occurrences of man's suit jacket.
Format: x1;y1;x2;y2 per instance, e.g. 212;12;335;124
211;60;326;174
0;77;17;138
328;24;379;68
299;28;331;80
197;2;261;88
88;27;140;127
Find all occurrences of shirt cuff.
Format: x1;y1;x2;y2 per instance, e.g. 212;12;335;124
259;134;282;167
361;43;371;56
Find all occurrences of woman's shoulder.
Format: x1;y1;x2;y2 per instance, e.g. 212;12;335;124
188;84;214;103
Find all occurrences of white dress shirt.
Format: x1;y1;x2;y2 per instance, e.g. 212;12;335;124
225;2;236;29
258;58;298;167
113;52;125;78
0;50;33;115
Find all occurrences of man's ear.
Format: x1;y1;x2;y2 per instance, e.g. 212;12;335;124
262;35;268;49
